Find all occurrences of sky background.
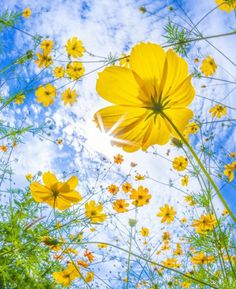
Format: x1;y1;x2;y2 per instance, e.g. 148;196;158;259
0;1;236;286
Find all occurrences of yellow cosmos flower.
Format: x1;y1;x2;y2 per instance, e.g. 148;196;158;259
140;227;149;237
135;173;145;181
200;56;217;76
122;182;132;193
192;214;217;233
0;145;7;152
42;236;61;251
184;195;196;206
40;39;54;54
66;61;85;79
53;263;81;286
85;272;94;282
66;37;85;58
30;171;82;210
85;200;106;223
113;199;129;213
15;94;25;105
224;163;235;182
162;258;180;268
107;184;119;195
209;104;227;118
35;52;53;68
113;153;124;164
22;8;31;18
97;243;108;249
119;53;130;68
25;173;33;181
156;204;176;224
181;175;189;186
61;88;78;106
215;0;236;12
94;42;195;152
35;84;56;107
174;243;183;256
191;252;215;265
54;66;65;78
184;122;199;134
130;186;151;207
162;231;171;240
229;152;236;158
172;156;188;171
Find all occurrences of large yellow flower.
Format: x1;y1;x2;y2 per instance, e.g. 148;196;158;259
215;0;236;12
30;172;82;210
94;42;195;152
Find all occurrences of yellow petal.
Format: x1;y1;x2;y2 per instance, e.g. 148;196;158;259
130;42;166;94
60;191;82;203
66;176;78;190
142;116;170;150
42;171;58;188
96;66;144;106
30;182;52;202
94;105;149;152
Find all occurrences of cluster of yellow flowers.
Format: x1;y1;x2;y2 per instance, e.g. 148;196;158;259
224;161;236;182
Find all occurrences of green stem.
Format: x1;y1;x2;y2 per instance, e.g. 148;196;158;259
162;112;236;223
126;226;133;289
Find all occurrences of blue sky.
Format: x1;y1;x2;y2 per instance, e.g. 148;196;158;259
1;0;236;287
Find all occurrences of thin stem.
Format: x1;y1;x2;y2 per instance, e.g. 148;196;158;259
162;112;236;223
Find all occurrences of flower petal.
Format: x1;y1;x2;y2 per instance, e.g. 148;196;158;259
66;176;78;190
30;182;52;202
42;171;58;188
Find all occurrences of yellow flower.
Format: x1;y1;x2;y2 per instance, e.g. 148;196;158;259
184;122;199;134
0;145;8;152
162;258;180;268
94;42;195;152
61;88;78;106
66;61;85;79
77;260;88;268
130;186;151;207
140;227;149;237
35;52;53;68
181;217;187;223
42;236;61;251
184;195;196;206
15;94;25;105
174;243;183;256
122;182;132;193
192;214;217;233
181;175;189;186
22;8;31;18
40;39;54;54
191;252;215;265
113;199;129;213
135;173;145;181
66;37;85;58
25;173;33;181
30;171;82;210
229;152;236;158
54;66;65;78
85;272;94;283
56;138;63;145
172;156;188;171
224;163;234;182
85;200;106;223
114;153;124;164
209;104;227;118
222;209;229;216
119;53;130;68
162;231;171;240
139;6;147;13
182;281;191;288
107;184;119;195
53;263;81;286
35;84;56;107
98;243;108;249
200;56;217;76
156;204;176;224
215;0;236;12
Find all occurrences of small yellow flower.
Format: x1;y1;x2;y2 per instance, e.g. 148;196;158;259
114;153;124;164
107;184;119;195
66;37;85;58
119;53;130;68
25;173;33;181
209;104;227;118
185;195;196;206
66;61;85;79
229;152;236;158
215;0;236;12
40;39;54;54
172;156;188;171
157;204;176;224
122;182;132;193
191;252;215;265
113;199;129;213
162;258;180;268
200;56;217;76
22;8;31;18
224;163;234;182
54;66;65;78
35;84;56;107
56;138;63;145
135;174;145;181
0;145;7;152
130;186;151;207
98;243;108;249
53;263;81;286
61;88;78;106
181;217;187;223
85;272;94;283
139;6;147;13
35;52;53;68
85;200;106;223
15;94;25;105
192;214;217;234
184;122;199;134
174;243;183;256
181;175;189;186
140;227;149;237
30;171;82;210
162;231;171;240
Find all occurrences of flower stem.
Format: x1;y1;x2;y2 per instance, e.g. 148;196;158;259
162;112;236;223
